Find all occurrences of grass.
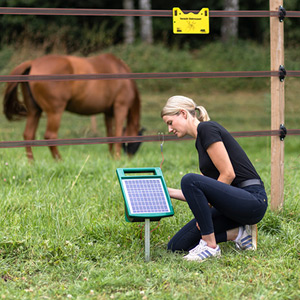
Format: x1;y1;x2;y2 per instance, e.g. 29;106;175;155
0;44;300;299
0;137;299;299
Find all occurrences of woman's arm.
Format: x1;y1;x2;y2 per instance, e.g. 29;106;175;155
206;141;236;185
168;142;234;200
167;187;186;201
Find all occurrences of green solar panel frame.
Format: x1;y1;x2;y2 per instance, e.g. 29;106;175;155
116;167;174;222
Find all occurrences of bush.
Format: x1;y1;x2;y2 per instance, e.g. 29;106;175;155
103;41;271;93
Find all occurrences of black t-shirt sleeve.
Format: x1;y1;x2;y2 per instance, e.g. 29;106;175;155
198;122;222;150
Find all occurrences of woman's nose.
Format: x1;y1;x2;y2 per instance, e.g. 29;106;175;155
168;125;173;133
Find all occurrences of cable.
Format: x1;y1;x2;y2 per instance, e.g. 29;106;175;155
158;132;165;169
1;70;294;83
1;130;300;149
1;7;298;18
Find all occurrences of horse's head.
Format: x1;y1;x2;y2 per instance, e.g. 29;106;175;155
122;128;145;156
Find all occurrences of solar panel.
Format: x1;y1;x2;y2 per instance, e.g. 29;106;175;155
116;168;174;222
123;178;171;214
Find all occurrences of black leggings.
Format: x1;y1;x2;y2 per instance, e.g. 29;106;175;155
168;174;268;252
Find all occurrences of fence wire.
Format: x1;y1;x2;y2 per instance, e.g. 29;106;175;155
0;7;300;18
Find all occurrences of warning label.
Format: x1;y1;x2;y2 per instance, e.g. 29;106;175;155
173;7;210;34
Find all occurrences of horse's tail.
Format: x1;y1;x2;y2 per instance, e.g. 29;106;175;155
3;60;32;120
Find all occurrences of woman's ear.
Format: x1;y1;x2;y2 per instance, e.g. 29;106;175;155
180;110;188;119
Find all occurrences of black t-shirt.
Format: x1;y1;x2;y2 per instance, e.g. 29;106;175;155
195;121;261;187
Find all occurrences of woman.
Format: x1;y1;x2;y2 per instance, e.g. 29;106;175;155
161;95;268;262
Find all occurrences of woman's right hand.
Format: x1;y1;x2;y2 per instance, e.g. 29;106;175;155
167;188;186;201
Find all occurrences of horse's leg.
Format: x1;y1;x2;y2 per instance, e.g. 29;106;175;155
44;112;64;160
104;113;114;155
90;115;98;134
23;110;42;161
113;103;129;158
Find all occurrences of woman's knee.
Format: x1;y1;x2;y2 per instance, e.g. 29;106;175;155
167;237;192;253
167;235;184;252
167;240;177;252
167;219;200;252
181;173;198;191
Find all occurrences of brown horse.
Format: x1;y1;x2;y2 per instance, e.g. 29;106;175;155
3;53;142;160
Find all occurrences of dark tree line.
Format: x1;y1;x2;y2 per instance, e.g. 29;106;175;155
0;0;299;54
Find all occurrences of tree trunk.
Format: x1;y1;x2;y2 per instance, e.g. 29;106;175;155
123;0;135;44
221;0;239;42
139;0;153;44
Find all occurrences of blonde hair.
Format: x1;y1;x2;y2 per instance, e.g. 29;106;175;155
161;95;210;122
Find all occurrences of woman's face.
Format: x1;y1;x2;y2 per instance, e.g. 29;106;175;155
162;111;188;138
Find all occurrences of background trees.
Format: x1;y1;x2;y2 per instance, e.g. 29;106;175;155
123;0;153;44
222;0;239;42
123;0;135;44
0;0;299;53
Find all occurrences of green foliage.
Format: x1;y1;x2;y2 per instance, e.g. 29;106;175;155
99;41;298;93
0;1;124;53
0;14;123;54
1;0;300;51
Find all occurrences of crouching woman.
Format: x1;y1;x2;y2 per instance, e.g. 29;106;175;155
161;95;268;262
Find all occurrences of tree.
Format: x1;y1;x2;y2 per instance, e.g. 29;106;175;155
123;0;135;44
221;0;239;42
139;0;153;44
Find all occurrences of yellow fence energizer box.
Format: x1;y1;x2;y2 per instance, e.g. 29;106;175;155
173;7;209;34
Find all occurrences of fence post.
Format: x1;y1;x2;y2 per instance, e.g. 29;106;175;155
270;0;285;210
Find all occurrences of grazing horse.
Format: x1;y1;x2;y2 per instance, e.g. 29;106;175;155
3;54;142;160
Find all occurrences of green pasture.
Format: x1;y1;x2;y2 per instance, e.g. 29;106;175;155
0;44;300;299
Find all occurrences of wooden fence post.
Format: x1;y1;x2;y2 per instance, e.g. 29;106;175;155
270;0;285;210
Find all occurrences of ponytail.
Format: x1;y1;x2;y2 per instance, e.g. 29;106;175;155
195;106;210;122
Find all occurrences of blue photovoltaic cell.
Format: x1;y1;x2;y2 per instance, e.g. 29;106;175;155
123;178;170;214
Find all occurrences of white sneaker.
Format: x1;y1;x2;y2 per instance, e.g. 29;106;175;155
183;240;221;262
235;225;257;250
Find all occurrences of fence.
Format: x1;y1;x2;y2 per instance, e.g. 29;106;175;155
1;1;300;210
